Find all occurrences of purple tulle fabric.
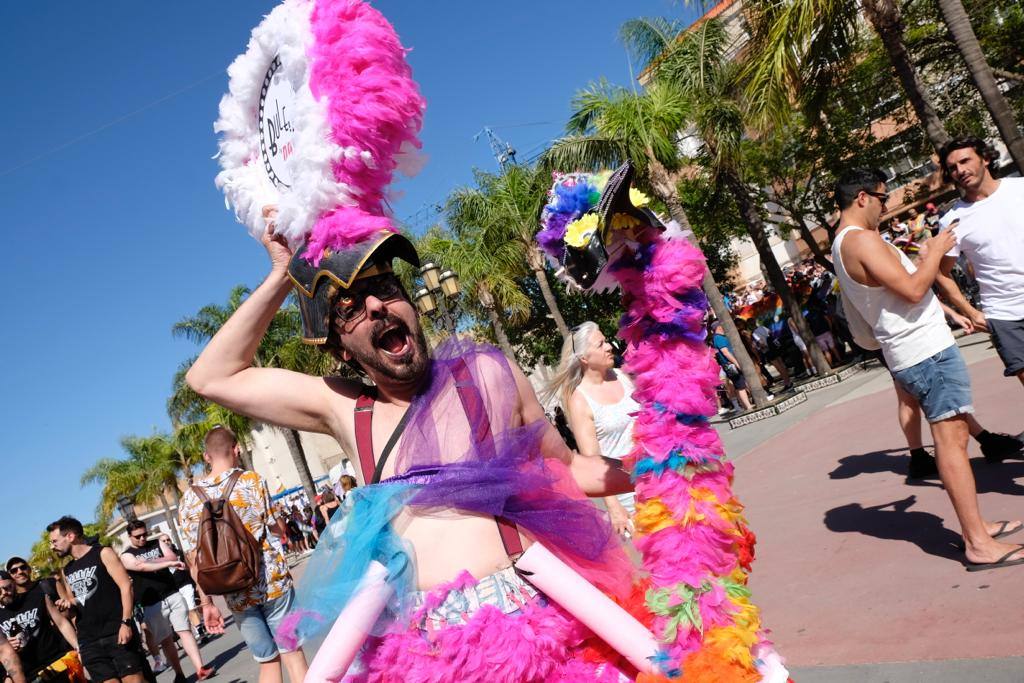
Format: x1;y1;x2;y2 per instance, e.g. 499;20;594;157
393;339;614;562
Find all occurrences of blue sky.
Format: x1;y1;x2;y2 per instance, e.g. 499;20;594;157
1;0;696;561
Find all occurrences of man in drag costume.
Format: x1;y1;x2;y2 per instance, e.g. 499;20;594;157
199;1;787;680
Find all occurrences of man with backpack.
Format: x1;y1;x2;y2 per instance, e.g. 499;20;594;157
177;427;308;683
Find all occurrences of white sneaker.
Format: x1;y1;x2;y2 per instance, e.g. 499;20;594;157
152;656;168;674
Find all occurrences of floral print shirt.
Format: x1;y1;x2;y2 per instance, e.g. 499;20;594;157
178;468;292;612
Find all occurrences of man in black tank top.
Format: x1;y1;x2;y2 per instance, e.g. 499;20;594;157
120;520;213;682
0;569;80;681
48;516;148;683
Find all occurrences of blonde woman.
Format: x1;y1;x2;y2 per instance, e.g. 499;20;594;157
545;322;639;537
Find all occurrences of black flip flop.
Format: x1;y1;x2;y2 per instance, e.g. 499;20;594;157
957;520;1024;550
966;544;1024;572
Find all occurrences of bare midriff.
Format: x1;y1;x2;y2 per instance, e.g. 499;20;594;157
393;510;526;590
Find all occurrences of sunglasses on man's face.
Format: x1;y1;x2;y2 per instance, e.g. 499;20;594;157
334;274;404;325
8;566;30;575
130;533;147;540
864;190;889;206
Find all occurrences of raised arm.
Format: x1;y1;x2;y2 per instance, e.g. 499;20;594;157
853;229;957;303
512;363;632;497
185;209;341;435
99;547;136;646
119;552;183;572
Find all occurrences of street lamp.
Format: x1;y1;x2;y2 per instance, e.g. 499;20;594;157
413;263;461;336
116;496;137;522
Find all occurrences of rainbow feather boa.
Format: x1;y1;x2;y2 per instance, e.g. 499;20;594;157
539;171;790;682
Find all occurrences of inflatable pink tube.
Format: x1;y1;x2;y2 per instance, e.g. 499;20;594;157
305;561;393;683
514;543;659;673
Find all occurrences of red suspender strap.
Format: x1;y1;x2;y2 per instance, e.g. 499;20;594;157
354;390;377;486
451;359;494;457
451;359;524;557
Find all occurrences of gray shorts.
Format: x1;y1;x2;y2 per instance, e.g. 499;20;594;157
143;591;191;643
988;317;1024;377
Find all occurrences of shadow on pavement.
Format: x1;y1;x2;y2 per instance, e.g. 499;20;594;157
830;447;1024;496
208;641;248;670
824;455;1024;563
830;448;913;480
824;495;964;562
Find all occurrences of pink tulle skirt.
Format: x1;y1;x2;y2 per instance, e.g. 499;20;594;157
343;571;635;683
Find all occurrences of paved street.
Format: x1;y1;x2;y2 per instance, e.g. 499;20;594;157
159;333;1024;682
727;332;1024;682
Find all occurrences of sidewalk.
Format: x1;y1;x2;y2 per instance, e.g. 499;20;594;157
722;333;1024;681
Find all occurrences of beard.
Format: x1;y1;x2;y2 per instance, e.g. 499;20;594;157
345;313;430;383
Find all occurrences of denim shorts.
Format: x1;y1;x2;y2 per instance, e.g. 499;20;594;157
233;587;296;662
891;344;974;423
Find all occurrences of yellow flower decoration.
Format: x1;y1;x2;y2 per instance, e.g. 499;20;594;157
610;213;641;230
629;187;651;207
564;213;599;248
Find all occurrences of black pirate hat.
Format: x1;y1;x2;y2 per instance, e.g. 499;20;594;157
287;230;419;344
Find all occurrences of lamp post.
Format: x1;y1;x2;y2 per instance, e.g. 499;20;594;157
116;496;137;523
413;262;461;336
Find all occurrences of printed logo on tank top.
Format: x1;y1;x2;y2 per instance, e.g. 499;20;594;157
0;606;41;641
65;565;99;606
134;545;163;562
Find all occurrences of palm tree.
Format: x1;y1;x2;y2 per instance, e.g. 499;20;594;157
743;0;952;153
542;55;768;403
625;18;831;376
81;434;185;550
419;224;532;360
934;0;1024;171
447;165;572;340
173;287;319;504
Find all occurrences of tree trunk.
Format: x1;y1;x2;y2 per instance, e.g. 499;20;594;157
937;0;1024;172
795;219;832;270
651;169;771;407
282;428;318;505
158;490;183;551
724;173;832;376
486;305;517;360
863;0;950;154
527;244;571;340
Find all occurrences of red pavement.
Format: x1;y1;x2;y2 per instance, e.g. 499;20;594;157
736;355;1024;668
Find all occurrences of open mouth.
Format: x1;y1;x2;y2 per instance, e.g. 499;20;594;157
373;322;411;358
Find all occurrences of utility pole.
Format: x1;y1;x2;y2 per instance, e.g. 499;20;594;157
474;126;518;170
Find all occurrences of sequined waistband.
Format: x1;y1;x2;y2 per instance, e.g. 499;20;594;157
408;565;540;630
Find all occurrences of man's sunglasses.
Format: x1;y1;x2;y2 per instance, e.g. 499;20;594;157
130;533;147;540
334;274;404;325
8;565;30;575
863;190;889;205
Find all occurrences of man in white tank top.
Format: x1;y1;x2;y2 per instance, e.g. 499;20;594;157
831;168;1024;572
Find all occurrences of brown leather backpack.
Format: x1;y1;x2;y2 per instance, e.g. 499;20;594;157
190;470;264;596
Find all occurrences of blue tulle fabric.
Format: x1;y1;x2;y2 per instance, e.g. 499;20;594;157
277;339;619;646
279;481;417;646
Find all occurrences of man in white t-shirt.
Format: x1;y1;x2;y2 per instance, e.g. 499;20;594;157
831;167;1024;572
936;137;1024;391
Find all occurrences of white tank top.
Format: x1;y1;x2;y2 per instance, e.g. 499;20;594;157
832;226;954;371
577;370;640;460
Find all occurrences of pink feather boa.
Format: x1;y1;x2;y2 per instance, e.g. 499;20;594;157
305;0;425;263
